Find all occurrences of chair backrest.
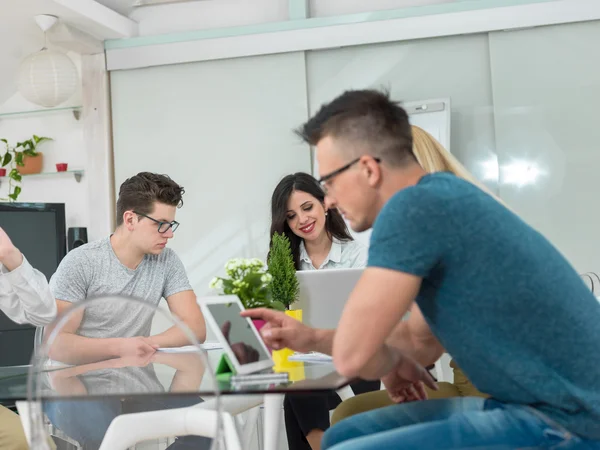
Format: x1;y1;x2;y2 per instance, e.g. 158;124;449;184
26;295;222;450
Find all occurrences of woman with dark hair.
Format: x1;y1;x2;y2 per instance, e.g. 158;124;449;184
269;172;379;450
269;172;365;271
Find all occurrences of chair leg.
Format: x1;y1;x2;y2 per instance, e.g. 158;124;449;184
242;406;260;445
99;407;219;450
336;385;355;401
263;395;283;450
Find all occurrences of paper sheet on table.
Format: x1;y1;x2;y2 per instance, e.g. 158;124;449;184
158;342;222;353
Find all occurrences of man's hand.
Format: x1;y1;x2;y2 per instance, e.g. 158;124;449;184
381;354;438;403
115;336;159;358
111;351;156;369
0;227;23;271
241;308;317;353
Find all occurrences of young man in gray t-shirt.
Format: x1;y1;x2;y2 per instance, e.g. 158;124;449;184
49;172;206;365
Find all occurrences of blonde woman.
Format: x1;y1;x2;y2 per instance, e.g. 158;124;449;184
330;125;496;427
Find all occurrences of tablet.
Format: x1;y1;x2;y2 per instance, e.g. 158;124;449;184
199;295;274;375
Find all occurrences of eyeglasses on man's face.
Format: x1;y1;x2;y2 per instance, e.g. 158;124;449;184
133;211;180;233
317;157;381;193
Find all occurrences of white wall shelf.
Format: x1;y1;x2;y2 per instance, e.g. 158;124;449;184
0;106;82;121
0;170;84;188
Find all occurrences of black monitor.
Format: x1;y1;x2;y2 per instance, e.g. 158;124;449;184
0;202;66;366
0;202;66;280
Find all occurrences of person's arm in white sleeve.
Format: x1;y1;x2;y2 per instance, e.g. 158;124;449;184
0;227;57;327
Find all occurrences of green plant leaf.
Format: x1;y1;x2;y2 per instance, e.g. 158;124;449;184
8;169;22;182
1;152;11;167
0;139;7;144
269;300;286;311
33;135;51;145
8;186;21;201
14;152;24;166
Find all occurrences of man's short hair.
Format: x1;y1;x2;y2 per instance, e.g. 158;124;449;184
296;89;415;167
116;172;185;226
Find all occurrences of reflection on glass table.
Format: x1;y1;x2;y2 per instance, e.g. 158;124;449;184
0;349;349;402
7;349;348;450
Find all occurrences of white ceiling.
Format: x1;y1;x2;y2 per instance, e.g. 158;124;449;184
94;0;208;17
0;0;137;106
94;0;135;16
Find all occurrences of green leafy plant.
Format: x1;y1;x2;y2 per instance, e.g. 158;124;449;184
209;258;285;311
268;232;299;309
0;135;52;201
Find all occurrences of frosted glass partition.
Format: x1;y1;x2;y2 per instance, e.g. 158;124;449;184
489;22;600;272
307;33;499;249
307;33;498;195
110;52;311;296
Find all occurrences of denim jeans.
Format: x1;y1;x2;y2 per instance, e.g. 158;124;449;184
45;396;212;450
322;397;600;450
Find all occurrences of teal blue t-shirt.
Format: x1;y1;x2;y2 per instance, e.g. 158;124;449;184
368;172;600;439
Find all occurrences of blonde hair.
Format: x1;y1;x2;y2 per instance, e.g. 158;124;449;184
411;125;503;204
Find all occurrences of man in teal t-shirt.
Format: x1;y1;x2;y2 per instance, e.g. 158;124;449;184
264;89;600;449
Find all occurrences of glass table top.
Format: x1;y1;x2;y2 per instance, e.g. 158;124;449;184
0;349;349;402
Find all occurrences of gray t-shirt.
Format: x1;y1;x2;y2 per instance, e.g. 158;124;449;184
80;366;164;396
49;237;192;339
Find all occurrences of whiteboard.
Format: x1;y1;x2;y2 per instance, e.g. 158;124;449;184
313;98;451;247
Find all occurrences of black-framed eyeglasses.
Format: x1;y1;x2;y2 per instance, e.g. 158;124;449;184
317;157;381;191
133;211;180;233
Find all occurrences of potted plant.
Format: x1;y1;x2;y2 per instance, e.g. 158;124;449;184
1;135;52;201
268;232;300;313
209;258;285;331
267;233;302;368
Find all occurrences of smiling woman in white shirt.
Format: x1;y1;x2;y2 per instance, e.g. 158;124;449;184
268;173;377;450
269;172;367;272
0;226;57;450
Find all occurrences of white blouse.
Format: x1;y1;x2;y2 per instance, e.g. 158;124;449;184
298;238;368;271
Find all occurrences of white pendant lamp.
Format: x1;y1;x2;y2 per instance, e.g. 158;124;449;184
17;15;79;108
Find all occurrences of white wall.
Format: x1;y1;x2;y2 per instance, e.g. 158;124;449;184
110;51;311;297
0;53;97;240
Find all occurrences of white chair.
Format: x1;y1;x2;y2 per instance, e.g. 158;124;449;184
23;295;240;450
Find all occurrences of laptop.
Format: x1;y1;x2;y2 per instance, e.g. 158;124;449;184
295;268;363;329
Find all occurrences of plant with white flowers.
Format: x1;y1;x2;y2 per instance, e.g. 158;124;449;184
209;258;285;310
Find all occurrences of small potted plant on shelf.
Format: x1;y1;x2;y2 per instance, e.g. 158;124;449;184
0;135;52;201
209;258;285;331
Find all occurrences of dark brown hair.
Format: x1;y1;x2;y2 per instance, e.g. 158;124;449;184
296;89;415;167
269;172;353;270
116;172;185;226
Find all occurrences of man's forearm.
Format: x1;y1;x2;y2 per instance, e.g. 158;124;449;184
149;323;206;348
1;247;23;271
341;344;401;380
48;332;121;365
386;322;444;367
